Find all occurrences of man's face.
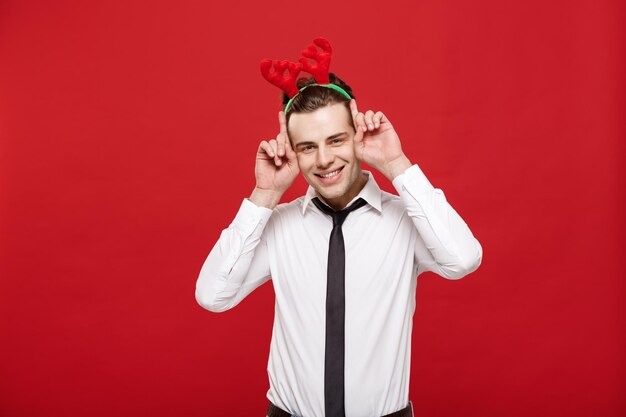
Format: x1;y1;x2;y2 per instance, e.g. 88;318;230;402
288;103;367;210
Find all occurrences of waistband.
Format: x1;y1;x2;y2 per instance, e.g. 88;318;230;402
267;400;414;417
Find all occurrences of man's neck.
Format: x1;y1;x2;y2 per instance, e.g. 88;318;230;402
323;172;368;211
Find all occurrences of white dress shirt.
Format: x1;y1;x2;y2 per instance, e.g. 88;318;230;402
196;164;482;417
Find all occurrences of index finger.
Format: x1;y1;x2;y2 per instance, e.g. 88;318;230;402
349;99;359;120
278;110;288;135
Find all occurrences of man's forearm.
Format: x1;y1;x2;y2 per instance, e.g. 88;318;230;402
392;164;483;279
249;187;283;209
195;198;273;312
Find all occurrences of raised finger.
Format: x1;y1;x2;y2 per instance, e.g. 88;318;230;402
349;99;359;120
283;135;291;156
285;136;296;160
278;111;288;135
353;121;364;145
356;112;366;132
279;112;289;157
364;110;375;130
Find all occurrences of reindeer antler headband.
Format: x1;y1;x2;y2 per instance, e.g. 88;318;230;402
260;38;352;113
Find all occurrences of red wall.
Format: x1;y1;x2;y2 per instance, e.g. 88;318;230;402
1;1;624;416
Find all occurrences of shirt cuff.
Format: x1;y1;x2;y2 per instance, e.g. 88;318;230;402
392;163;435;196
231;198;274;236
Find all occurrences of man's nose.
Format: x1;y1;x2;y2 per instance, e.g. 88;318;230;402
316;145;334;167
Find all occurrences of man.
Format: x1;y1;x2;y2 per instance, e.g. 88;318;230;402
196;42;482;417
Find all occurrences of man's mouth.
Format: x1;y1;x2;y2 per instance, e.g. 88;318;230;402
315;166;344;183
315;167;343;178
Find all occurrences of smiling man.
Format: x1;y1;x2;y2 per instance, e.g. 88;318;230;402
195;39;482;417
288;103;368;211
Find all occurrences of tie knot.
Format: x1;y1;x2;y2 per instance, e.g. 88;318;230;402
312;197;367;227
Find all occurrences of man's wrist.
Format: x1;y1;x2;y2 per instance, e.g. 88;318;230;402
249;187;283;209
383;155;413;181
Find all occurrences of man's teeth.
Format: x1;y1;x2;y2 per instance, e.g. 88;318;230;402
320;169;340;178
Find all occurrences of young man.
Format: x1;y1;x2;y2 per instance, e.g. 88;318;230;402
196;86;482;417
196;39;482;417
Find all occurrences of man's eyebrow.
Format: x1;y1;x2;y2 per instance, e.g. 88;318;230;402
295;132;349;148
327;131;348;140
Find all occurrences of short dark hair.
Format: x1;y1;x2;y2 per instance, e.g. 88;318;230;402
282;73;356;128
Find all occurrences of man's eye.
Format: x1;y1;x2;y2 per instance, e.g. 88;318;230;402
331;138;343;144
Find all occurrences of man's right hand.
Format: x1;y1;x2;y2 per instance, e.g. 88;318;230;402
249;111;299;209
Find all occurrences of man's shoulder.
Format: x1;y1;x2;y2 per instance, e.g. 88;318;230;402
380;189;403;208
270;195;307;219
377;189;413;222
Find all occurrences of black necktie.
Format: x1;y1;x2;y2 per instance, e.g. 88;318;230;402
311;196;368;417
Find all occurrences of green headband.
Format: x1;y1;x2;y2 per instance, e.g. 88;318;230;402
284;83;352;113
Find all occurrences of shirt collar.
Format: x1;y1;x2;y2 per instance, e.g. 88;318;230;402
301;170;383;215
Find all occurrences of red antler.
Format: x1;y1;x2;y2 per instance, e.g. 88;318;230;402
298;38;332;84
260;59;303;98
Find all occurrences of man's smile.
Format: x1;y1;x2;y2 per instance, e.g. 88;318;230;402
315;166;344;183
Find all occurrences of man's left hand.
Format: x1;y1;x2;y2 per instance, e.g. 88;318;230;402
350;99;412;181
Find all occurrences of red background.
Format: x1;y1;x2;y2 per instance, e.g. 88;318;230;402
1;1;624;416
